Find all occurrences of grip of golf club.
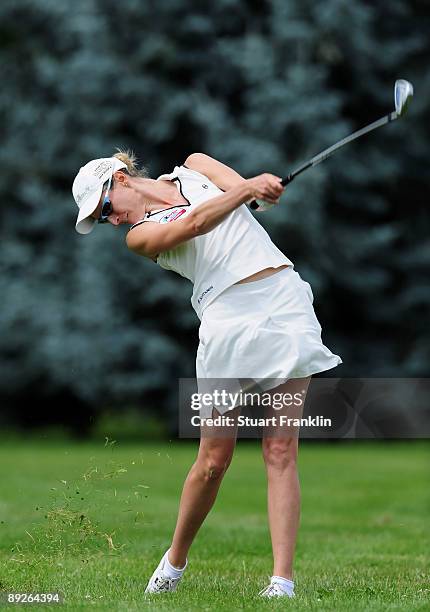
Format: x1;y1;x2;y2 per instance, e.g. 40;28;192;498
249;175;291;210
248;199;274;211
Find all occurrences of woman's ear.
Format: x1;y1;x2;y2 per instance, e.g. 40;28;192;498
113;170;129;186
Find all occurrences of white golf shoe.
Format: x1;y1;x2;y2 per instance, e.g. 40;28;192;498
144;549;187;594
258;581;295;598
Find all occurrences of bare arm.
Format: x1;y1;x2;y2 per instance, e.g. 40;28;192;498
184;153;282;213
126;182;251;259
126;156;284;259
184;152;247;191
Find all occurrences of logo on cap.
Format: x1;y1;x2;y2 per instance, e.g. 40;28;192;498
93;160;113;179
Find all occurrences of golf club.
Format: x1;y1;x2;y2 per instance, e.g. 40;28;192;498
250;79;414;211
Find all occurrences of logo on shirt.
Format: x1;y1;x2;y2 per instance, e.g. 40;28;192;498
160;208;187;224
197;285;214;305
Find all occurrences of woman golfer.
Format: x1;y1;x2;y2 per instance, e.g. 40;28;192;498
72;151;341;598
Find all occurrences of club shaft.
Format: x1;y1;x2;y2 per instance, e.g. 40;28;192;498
250;110;398;209
281;111;398;186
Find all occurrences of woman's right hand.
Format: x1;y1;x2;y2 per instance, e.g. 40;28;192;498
246;173;284;205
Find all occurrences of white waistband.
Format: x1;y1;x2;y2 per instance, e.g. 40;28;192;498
223;265;294;292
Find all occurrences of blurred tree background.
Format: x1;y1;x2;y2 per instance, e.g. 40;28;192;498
0;0;428;436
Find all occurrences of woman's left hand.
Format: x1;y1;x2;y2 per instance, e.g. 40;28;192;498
246;173;285;204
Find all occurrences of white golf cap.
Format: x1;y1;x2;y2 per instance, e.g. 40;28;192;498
72;157;127;234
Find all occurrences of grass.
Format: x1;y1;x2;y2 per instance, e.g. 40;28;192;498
0;437;429;610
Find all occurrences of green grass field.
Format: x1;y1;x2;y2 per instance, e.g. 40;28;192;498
0;438;428;610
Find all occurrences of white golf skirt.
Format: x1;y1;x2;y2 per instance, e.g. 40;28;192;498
195;266;342;417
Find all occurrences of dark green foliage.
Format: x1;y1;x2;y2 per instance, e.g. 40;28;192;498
0;0;428;432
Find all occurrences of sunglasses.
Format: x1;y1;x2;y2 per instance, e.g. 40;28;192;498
98;175;114;223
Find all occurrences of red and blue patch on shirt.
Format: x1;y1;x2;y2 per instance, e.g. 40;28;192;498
159;208;187;224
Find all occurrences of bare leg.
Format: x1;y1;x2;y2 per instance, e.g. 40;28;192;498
168;407;240;568
262;376;311;580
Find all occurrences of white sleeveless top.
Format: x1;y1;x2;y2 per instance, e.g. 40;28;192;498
129;165;294;319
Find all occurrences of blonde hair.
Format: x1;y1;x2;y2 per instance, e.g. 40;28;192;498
113;148;149;178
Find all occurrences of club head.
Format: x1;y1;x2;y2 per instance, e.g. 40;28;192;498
394;79;414;116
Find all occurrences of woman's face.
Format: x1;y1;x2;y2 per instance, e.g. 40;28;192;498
90;172;138;226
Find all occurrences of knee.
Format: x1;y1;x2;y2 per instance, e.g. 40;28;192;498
262;438;298;472
206;463;226;480
198;451;234;481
